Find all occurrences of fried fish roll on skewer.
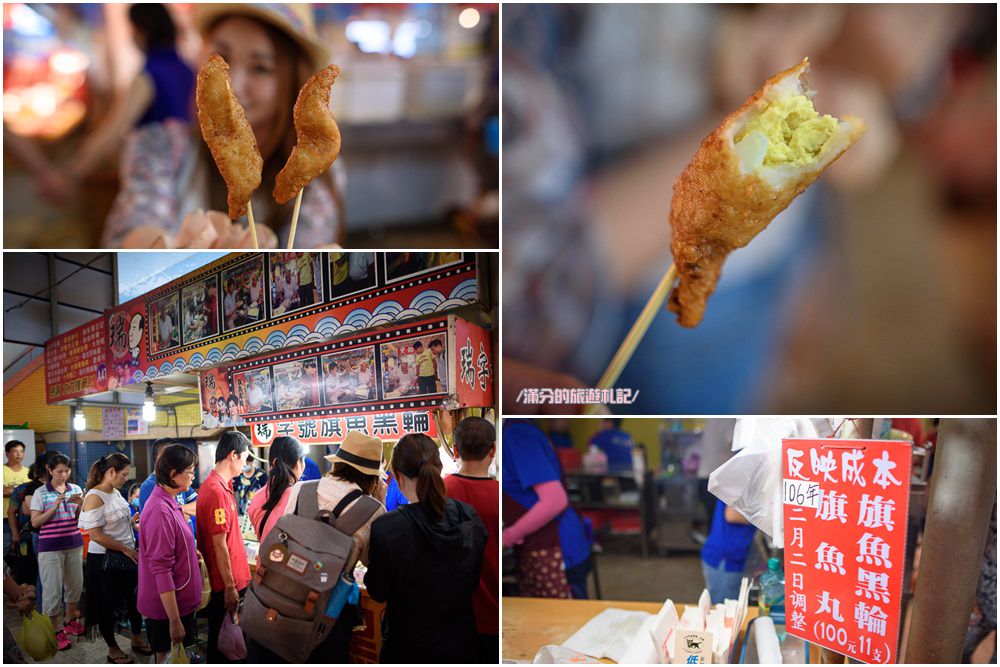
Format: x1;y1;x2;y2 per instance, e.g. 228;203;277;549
196;54;263;221
668;57;865;327
274;64;342;204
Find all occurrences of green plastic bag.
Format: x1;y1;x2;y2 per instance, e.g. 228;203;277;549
15;611;58;660
168;642;190;664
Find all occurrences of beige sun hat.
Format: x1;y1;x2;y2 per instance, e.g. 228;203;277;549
193;3;330;71
325;431;384;476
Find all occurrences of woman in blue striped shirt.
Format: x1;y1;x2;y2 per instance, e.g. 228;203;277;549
29;453;86;651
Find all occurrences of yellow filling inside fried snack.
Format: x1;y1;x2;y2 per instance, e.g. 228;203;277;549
734;94;837;168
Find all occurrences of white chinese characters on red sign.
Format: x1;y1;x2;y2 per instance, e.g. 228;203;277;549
782;438;911;664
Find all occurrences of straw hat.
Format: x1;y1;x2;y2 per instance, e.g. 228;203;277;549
325;431;384;476
193;3;330;71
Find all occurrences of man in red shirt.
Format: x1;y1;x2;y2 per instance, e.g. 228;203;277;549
443;417;498;663
196;431;251;663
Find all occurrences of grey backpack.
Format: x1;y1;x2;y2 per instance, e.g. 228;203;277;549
242;481;380;662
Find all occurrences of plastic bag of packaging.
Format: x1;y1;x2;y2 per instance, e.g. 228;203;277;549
218;611;247;660
165;642;190;664
708;418;832;547
15;610;58;661
532;645;602;663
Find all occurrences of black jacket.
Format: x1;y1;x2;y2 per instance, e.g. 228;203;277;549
365;497;487;663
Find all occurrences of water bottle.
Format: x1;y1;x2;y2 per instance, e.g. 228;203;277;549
583;445;608;472
631;444;646;486
758;557;785;620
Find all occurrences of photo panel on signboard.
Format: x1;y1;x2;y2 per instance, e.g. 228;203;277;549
384;252;464;284
233;367;275;415
200;367;245;428
380;334;448;398
272;358;322;412
268;252;326;317
320;346;377;405
221;255;267;333
148;292;181;354
329;252;377;300
180;275;219;345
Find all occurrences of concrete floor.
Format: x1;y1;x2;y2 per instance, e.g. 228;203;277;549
587;552;706;604
4;604;205;664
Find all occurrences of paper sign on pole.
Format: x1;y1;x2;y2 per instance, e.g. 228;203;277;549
782;438;911;664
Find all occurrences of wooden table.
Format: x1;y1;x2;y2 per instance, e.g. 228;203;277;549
502;597;676;662
503;597;760;663
501;597;821;664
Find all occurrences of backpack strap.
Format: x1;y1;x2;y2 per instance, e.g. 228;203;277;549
334;495;381;536
294;480;321;520
330;489;363;519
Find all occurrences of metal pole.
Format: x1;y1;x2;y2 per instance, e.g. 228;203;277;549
904;418;997;663
68;404;78;486
47;254;59;337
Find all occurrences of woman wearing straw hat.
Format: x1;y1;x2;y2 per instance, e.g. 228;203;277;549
247;431;386;662
104;3;344;249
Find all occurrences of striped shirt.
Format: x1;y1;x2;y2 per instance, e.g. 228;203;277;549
30;482;84;552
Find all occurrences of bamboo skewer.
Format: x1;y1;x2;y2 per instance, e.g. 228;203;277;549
582;262;677;415
287;188;304;249
246;199;259;249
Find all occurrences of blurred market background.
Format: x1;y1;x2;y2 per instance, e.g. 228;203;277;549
502;3;996;415
3;2;498;248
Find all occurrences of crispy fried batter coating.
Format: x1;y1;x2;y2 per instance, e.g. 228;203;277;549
668;59;865;327
273;65;342;204
196;54;263;219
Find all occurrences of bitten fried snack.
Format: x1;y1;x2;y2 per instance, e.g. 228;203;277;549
196;54;263;219
274;64;342;204
668;58;865;327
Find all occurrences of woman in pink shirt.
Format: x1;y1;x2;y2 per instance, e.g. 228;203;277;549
137;445;202;663
247;436;306;541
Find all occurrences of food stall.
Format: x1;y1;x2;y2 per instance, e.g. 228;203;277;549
206;311;495;662
501;419;987;665
33;251;496;661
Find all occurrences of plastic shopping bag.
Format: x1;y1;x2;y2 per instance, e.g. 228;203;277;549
708;418;831;547
218;611;247;660
165;642;190;664
15;610;58;661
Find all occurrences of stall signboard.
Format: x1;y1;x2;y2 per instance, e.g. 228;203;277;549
782;438;911;664
452;316;494;407
44;318;108;402
216;317;454;428
106;252;479;388
250;409;439;446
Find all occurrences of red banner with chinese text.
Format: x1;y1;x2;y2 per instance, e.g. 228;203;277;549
782;438;911;664
249;409;439;446
44;318;108;402
453;317;494;408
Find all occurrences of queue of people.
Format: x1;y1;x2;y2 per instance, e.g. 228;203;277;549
4;416;498;664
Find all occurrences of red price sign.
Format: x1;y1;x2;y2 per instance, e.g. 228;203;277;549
782;438;911;664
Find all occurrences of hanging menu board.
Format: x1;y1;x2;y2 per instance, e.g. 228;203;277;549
44;318;108;402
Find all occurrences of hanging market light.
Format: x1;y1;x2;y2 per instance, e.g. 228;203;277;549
458;7;480;29
143;382;157;422
73;403;86;431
